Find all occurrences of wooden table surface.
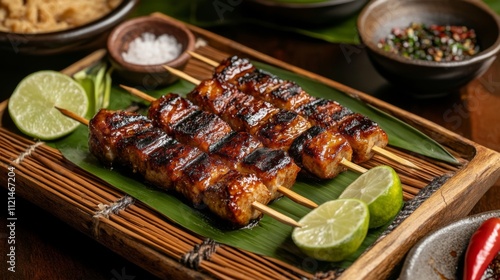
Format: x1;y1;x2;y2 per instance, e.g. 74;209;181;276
1;22;499;280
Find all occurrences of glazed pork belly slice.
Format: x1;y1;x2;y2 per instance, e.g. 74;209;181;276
147;93;300;199
289;126;352;179
213;55;388;163
188;79;310;151
88;109;271;227
297;98;388;163
187;79;353;179
204;170;272;227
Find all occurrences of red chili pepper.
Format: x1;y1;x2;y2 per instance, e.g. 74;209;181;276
463;217;500;280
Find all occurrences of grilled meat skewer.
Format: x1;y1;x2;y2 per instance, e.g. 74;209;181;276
76;108;279;227
144;92;303;202
212;55;389;163
185;78;354;179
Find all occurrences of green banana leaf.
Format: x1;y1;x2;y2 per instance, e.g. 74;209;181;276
52;59;457;273
131;0;500;45
131;0;362;44
255;0;333;3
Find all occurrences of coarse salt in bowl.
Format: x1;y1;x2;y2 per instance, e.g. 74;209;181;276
107;15;195;87
121;32;183;65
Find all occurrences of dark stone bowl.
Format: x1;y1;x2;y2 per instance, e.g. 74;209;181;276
0;0;139;55
357;0;500;97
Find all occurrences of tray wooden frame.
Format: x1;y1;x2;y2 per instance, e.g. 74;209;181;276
1;13;500;279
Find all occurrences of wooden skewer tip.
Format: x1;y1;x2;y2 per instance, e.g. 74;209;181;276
188;51;219;67
372;146;422;170
55;106;88;126
340;158;367;174
119;84;156;103
162;65;201;85
278;186;318;209
252;201;302;228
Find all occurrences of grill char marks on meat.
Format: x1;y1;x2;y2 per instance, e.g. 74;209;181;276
187;79;352;179
289;126;351;178
88;109;271;227
147;93;300;200
214;55;389;163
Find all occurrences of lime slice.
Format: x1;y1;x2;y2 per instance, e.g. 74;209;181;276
8;70;89;140
339;165;403;228
292;198;369;262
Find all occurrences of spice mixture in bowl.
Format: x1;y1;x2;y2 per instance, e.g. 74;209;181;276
107;15;195;88
378;23;479;62
357;0;500;97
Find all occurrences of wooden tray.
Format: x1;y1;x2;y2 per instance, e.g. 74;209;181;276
1;13;500;279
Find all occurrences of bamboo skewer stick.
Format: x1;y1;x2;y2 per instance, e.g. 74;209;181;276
57;107;89;126
189;51;219;67
119;84;319;209
372;146;420;170
162;65;367;174
187;51;422;171
55;107;303;228
341;158;367;173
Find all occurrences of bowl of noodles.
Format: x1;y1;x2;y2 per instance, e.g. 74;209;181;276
0;0;139;55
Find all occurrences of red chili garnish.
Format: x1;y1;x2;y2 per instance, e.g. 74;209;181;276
464;217;500;280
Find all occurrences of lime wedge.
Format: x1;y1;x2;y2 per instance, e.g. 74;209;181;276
8;70;88;140
292;198;369;262
339;165;403;228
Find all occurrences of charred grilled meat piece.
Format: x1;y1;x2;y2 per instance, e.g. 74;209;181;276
88;109;271;227
228;69;313;111
213;55;389;163
187;79;353;179
256;110;312;151
298;99;388;163
240;147;299;198
209;131;263;169
289;126;352;178
147;93;300;200
188;79;311;151
148;93;199;135
204;170;271;227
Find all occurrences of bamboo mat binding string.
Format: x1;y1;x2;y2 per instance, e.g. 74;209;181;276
0;127;313;280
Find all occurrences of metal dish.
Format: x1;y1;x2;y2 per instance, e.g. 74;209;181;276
399;210;500;279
